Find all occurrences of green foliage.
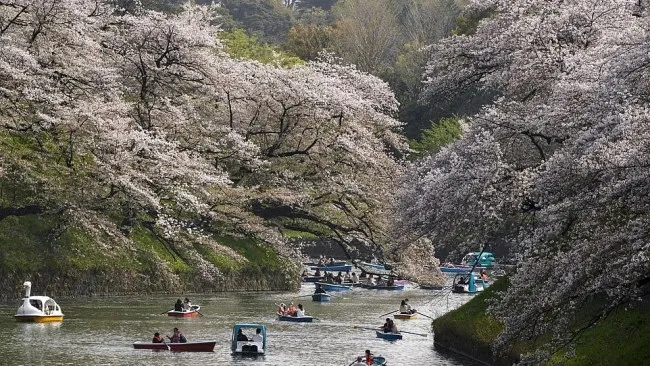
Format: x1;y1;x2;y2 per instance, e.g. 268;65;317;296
409;117;462;157
130;225;192;273
217;235;282;269
220;0;295;44
220;29;304;67
0;216;49;271
453;8;494;36
284;24;334;60
282;230;318;239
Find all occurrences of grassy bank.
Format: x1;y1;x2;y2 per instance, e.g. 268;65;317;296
432;278;650;365
0;213;300;301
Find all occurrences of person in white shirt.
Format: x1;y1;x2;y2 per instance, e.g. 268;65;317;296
351;272;359;284
295;303;306;317
251;328;263;343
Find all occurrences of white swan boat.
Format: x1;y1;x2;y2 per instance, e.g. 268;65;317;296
14;281;64;323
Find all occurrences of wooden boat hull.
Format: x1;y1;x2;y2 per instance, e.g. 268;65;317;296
278;314;314;322
376;330;402;340
360;284;404;290
312;293;331;302
315;282;351;291
133;340;216;352
14;315;64;323
393;313;417;320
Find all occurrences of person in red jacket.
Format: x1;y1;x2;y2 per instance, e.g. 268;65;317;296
364;349;374;365
152;332;163;343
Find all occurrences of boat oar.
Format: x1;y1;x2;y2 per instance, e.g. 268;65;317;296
353;325;381;332
398;330;428;337
160;309;172;315
196;311;204;317
378;309;399;318
162;340;171;351
417;312;434;320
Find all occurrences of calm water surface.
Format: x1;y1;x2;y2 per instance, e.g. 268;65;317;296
0;283;480;366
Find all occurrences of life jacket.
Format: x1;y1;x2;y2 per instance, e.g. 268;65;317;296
365;354;374;365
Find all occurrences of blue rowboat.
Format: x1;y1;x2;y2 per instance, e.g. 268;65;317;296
278;314;314;322
360;262;387;270
373;355;387;365
315;282;351;291
311;293;331;302
310;265;352;272
376;330;402;341
360;284;404;291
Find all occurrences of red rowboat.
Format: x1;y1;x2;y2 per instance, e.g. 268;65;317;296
133;340;216;352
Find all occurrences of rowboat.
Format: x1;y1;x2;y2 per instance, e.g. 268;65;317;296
373;355;388;365
14;281;64;323
302;276;325;283
278;313;314;322
418;284;445;290
167;305;201;317
359;261;387;270
304;260;347;267
394;313;417;320
315;282;351;291
310;264;353;272
451;273;488;294
133;340;216;352
376;330;402;340
231;323;266;355
360;284;404;291
312;293;331;302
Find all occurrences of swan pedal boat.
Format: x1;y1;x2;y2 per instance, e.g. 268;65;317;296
133;340;216;352
393;312;417;320
376;330;402;340
277;313;314;322
167;305;201;317
14;281;64;323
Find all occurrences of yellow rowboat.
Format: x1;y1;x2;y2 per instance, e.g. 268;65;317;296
14;281;64;323
393;313;417;320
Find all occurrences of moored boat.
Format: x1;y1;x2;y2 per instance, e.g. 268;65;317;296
375;330;402;340
167;305;201;317
231;323;266;356
310;264;353;272
278;313;314;322
315;282;352;291
302;276;325;283
133;340;216;352
14;281;64;323
393;312;417;320
312;293;331;302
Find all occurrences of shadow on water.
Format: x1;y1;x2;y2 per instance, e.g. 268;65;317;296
0;283;483;365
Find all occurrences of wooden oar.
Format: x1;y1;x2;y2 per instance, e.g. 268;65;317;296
354;325;381;332
398;329;428;337
160;309;172;315
417;312;434;320
162;340;171;351
196;310;204;317
378;309;399;318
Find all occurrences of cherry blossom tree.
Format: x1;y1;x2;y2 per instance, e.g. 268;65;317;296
404;0;650;360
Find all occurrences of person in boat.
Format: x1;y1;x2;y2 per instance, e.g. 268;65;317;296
389;319;399;333
317;256;326;266
458;276;468;285
314;284;326;294
326;272;335;284
328;257;335;266
382;318;391;333
152;332;163;343
277;303;286;315
167;327;187;343
301;269;308;277
236;328;248;341
364;350;374;366
174;299;183;312
351;356;366;366
252;328;263;343
295;303;306;317
387;276;395;286
183;298;192;311
344;271;351;282
286;302;297;316
480;269;489;281
366;274;375;285
359;271;367;279
314;268;322;277
400;299;416;314
351;272;359;283
334;271;343;284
